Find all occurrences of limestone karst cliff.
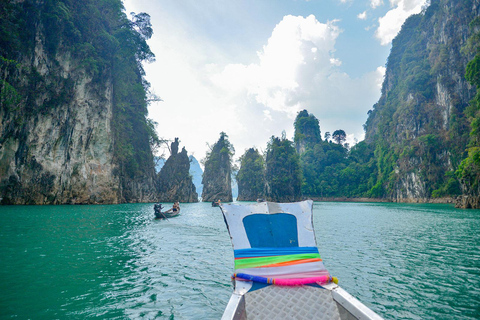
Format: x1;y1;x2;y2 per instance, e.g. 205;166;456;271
236;148;265;201
265;135;302;202
189;155;204;196
363;0;480;203
0;0;159;204
201;132;234;202
157;139;198;203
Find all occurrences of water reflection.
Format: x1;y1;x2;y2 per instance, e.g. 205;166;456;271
1;202;479;319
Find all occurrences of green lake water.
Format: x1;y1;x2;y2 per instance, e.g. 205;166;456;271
0;202;479;319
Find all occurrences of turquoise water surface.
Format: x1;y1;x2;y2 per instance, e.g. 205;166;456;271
0;202;479;319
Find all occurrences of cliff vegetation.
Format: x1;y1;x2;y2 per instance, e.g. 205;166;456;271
157;138;198;203
201;132;234;202
236;148;265;201
0;0;160;204
236;0;480;206
265;134;302;202
456;16;480;208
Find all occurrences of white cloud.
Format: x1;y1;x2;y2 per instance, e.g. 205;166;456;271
375;66;386;89
212;15;341;116
124;1;385;159
357;11;367;20
330;58;342;66
375;0;427;45
370;0;384;9
209;15;384;153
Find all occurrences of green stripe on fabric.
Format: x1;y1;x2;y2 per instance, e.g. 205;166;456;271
234;253;321;269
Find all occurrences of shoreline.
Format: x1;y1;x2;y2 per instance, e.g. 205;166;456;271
305;197;457;204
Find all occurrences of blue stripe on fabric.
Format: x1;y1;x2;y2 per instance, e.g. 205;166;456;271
243;213;298;248
234;247;319;258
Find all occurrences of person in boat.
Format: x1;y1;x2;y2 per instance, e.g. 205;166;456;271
173;202;180;212
154;203;163;214
165;202;180;213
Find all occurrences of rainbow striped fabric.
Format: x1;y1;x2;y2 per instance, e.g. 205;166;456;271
234;247;322;269
233;246;331;284
220;201;333;286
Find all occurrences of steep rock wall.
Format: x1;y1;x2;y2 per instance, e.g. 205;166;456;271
0;30;120;204
157;141;198;203
0;2;158;204
364;0;480;201
201;133;233;202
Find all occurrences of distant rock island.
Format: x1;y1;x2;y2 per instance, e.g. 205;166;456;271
236;148;265;201
157;138;198;203
189;155;204;198
1;0;480;207
202;132;234;202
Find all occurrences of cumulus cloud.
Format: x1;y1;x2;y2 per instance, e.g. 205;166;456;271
370;0;384;9
124;1;386;159
212;15;340;116
357;11;367;20
375;0;428;45
210;15;384;149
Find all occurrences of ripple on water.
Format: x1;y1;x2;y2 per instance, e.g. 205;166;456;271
1;202;479;319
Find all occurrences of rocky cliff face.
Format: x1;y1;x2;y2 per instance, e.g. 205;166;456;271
236;148;265;201
157;139;198;203
294;109;322;154
201;132;234;202
188;155;203;196
364;0;480;202
0;1;158;204
0;34;118;204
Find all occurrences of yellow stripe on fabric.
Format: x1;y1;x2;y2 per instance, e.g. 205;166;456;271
234;253;321;269
262;258;322;268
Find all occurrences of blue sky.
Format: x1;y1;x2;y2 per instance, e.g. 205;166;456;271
124;0;428;161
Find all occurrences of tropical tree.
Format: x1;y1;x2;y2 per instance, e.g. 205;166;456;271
294;109;321;152
202;132;235;202
456;17;480;206
265;135;302;202
324;132;331;142
332;129;346;145
236;148;265;201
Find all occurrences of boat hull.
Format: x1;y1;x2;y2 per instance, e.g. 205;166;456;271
154;209;180;219
222;281;383;320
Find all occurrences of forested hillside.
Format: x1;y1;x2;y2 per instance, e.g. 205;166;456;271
0;0;160;204
157;138;198;203
236;148;265;201
260;0;480;206
364;0;479;204
202;132;234;202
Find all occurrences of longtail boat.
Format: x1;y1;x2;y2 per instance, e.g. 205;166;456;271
219;200;383;320
153;203;180;219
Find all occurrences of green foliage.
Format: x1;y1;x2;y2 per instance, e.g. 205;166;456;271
0;0;158;185
265;135;302;202
290;109;378;198
293;109;321;149
332;129;346;145
294;3;477;200
456;16;480;196
360;1;480;199
465;55;480;87
432;171;462;198
157;146;198;201
236;148;265;200
202;132;234;201
203;132;235;172
457;147;480;194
